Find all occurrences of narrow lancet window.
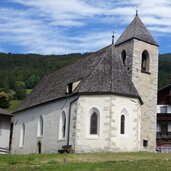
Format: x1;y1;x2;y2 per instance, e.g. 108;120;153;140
90;112;98;135
37;115;43;137
19;123;25;147
120;115;125;134
59;111;66;139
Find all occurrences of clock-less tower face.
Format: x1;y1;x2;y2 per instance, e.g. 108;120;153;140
115;13;159;151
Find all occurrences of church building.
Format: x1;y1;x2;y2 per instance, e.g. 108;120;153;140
12;12;158;154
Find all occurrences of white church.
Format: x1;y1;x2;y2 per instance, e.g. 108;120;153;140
12;12;158;154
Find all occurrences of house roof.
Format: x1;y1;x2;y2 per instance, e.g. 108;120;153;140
15;45;142;113
157;84;171;105
0;108;13;117
115;13;158;46
158;84;171;93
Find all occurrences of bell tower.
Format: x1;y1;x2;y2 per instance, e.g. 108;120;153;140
115;12;159;151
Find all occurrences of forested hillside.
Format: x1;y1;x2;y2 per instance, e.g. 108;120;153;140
0;52;169;89
0;53;88;90
158;53;171;88
0;52;170;110
0;53;86;109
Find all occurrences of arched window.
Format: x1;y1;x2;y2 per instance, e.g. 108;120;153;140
19;123;25;147
88;108;100;136
90;112;98;135
120;115;125;134
141;50;150;72
37;115;43;137
121;50;126;65
59;111;66;139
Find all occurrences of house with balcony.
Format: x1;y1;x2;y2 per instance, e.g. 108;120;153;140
0;108;13;154
157;84;171;153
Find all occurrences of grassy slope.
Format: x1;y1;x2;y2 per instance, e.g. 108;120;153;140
0;152;171;171
7;89;32;112
7;100;22;112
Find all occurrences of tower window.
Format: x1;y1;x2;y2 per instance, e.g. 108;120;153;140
121;50;126;65
141;50;150;72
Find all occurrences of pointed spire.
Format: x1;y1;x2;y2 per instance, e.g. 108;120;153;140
115;13;158;46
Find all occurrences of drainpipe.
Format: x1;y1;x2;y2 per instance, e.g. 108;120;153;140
67;96;79;146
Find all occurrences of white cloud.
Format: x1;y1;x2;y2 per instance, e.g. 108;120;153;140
0;0;170;54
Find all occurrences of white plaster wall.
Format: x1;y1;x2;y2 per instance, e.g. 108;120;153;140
0;116;11;149
157;105;171;113
111;96;141;151
75;95;141;153
12;96;78;154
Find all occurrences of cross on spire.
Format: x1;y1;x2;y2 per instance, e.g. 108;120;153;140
136;6;138;16
112;29;116;44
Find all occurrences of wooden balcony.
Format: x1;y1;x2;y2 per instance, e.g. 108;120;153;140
157;132;171;139
157;113;171;121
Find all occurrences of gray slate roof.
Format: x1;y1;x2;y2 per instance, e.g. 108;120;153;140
115;14;158;46
15;45;142;113
0;108;12;116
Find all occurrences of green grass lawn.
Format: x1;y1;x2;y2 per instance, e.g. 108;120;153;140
0;152;171;171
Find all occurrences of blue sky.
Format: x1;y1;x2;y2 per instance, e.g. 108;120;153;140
0;0;171;54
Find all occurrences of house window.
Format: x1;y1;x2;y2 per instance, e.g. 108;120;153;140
143;140;148;147
59;111;66;139
37;115;43;137
120;115;125;134
19;123;25;147
90;112;98;135
0;119;2;136
160;106;167;113
121;50;126;65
